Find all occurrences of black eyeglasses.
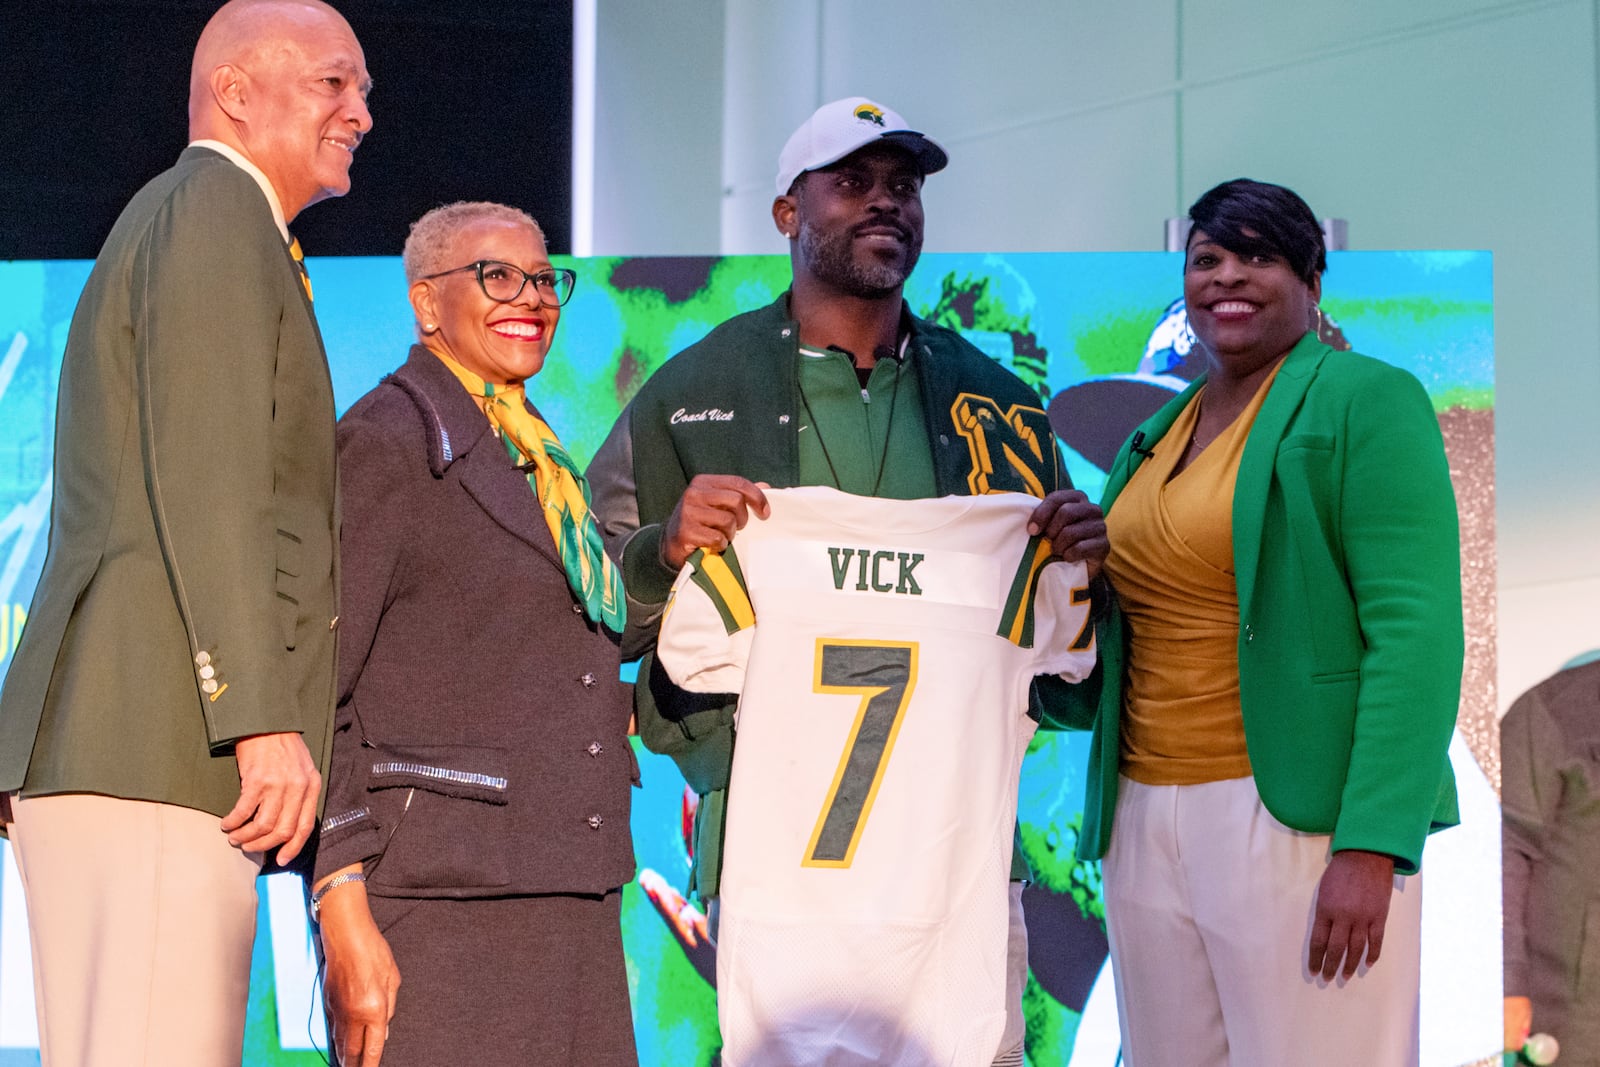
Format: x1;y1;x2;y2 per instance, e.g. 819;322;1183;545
420;260;578;307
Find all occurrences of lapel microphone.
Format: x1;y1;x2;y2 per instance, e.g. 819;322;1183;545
1130;432;1155;459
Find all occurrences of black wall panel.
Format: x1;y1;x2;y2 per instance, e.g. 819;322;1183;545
0;1;574;257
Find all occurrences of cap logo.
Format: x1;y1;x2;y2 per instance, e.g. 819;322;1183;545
854;104;886;127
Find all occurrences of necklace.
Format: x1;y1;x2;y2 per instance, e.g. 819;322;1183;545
1186;385;1229;454
795;350;903;496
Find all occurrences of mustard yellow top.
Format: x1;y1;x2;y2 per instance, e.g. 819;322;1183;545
1104;364;1282;786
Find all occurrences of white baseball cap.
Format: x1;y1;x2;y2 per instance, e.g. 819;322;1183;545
775;97;949;196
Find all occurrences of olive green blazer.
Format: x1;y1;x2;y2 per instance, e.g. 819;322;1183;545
0;147;339;818
1048;333;1462;875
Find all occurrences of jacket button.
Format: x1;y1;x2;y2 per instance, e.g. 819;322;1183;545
587;814;604;830
587;741;603;757
198;664;216;681
194;650;211;668
201;678;219;695
581;672;597;688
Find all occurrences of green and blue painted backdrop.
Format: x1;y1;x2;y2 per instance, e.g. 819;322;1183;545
0;251;1496;1065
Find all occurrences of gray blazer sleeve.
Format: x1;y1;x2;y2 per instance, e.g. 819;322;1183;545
587;405;678;660
313;403;418;878
1502;688;1560;997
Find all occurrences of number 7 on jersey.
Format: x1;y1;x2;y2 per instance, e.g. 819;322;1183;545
803;639;919;868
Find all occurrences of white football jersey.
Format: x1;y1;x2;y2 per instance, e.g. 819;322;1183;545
657;486;1096;1067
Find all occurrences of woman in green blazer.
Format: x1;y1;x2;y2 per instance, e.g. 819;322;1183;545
1058;180;1462;1066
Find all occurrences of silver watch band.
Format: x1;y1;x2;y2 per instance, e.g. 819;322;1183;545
309;871;366;921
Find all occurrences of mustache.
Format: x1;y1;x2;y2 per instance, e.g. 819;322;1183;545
853;217;912;241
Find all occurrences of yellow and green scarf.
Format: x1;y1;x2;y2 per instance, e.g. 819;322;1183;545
435;350;627;632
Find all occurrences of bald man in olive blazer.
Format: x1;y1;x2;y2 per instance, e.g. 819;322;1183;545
0;2;372;1061
0;144;342;830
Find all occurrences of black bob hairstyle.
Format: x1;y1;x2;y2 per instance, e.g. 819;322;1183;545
1186;178;1326;286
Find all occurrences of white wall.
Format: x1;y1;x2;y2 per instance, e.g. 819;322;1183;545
589;0;725;254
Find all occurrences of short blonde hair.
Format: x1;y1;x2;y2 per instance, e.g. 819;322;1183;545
402;201;545;282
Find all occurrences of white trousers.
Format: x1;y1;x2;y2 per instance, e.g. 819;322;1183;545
1101;776;1421;1067
9;793;264;1067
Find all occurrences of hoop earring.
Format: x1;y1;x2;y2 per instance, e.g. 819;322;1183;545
1310;304;1325;337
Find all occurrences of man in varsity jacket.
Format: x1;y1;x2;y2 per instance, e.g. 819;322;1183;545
587;96;1107;1067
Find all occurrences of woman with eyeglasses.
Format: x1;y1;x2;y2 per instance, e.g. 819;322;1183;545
309;202;637;1066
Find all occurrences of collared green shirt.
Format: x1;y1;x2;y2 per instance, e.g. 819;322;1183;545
795;344;937;500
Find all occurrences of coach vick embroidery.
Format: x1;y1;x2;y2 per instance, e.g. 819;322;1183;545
670;407;735;424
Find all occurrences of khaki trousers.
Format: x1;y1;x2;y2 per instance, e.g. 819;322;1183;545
1102;775;1423;1067
9;793;264;1067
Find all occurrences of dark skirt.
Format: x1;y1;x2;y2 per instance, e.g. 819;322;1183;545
364;889;637;1067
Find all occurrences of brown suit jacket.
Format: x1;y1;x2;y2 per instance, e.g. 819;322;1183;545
313;346;635;896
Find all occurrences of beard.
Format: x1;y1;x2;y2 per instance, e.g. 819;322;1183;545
798;218;922;298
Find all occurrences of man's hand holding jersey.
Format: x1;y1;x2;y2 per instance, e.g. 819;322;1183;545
662;475;771;569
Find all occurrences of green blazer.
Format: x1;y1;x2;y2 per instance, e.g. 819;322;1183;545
1049;332;1461;875
0;147;339;819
